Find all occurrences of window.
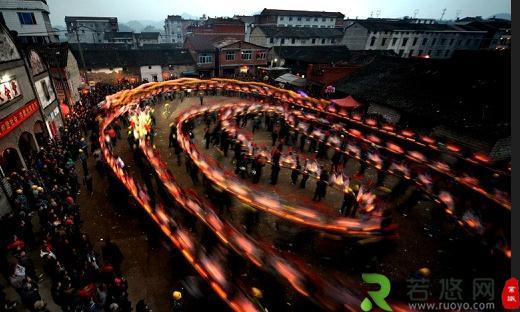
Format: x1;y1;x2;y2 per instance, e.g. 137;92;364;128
269;37;274;44
291;38;295;44
412;38;418;46
370;37;376;46
449;38;454;45
440;38;446;45
314;17;318;21
436;50;441;56
297;17;302;21
331;38;335;44
409;50;414;57
321;38;326;44
431;38;437;46
304;25;310;28
198;54;213;64
301;39;307;44
280;17;284;21
289;17;293;21
256;51;267;60
330;18;334;21
312;25;318;28
306;17;310;21
392;38;398;46
281;38;285;44
402;38;408;46
422;38;428;45
241;50;252;60
322;18;326;21
148;66;152;69
17;12;37;25
398;49;404;56
225;51;235;60
177;34;182;39
41;80;51;101
381;38;387;45
312;38;316;44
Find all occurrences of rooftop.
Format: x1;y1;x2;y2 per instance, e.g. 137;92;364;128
255;25;343;38
69;46;195;68
335;49;510;140
136;32;161;40
65;16;117;21
260;8;344;18
275;46;397;64
350;19;478;32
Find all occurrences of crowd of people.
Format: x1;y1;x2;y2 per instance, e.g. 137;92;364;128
0;82;146;312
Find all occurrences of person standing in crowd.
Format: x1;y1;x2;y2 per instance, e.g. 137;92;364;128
204;127;211;149
290;157;301;185
199;93;204;106
102;237;124;274
84;173;93;197
270;162;280;185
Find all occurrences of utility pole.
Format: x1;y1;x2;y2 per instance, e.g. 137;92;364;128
74;26;89;87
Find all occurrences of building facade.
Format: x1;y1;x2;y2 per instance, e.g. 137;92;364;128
250;25;343;48
0;0;58;43
136;32;160;46
35;43;82;107
65;16;118;43
342;19;487;59
0;25;56;213
256;9;344;28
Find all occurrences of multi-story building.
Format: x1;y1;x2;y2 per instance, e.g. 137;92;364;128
455;17;511;50
234;15;256;41
250;25;343;48
184;36;269;77
256;9;345;28
164;15;202;45
188;18;245;41
104;31;135;45
0;0;58;43
34;43;82;107
0;24;60;212
135;32;161;46
65;16;118;43
342;18;487;59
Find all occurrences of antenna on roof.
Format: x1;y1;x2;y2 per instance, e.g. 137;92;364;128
370;11;374;18
440;8;447;20
413;9;419;18
456;10;462;20
376;10;381;18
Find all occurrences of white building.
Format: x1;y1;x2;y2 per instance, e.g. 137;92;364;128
342;19;486;59
250;25;343;48
256;9;344;28
65;16;118;43
136;32;161;46
0;0;58;43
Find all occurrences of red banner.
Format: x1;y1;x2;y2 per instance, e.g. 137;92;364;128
0;99;39;139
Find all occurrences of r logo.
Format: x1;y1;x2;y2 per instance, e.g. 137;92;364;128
361;273;393;311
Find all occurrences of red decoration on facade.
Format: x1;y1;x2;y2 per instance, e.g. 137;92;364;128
0;99;39;139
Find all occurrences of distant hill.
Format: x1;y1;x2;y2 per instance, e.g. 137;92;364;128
123;20;164;32
489;13;511;20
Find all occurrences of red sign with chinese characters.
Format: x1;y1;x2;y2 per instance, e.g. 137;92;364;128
0;99;39;139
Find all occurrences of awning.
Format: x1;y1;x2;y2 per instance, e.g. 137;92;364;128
274;73;306;87
331;95;362;108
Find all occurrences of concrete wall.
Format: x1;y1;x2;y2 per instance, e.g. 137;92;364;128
140;65;163;82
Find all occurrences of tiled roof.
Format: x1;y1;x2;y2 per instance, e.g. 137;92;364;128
351;19;465;32
69;46;195;67
256;25;343;38
275;46;397;63
260;9;344;18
